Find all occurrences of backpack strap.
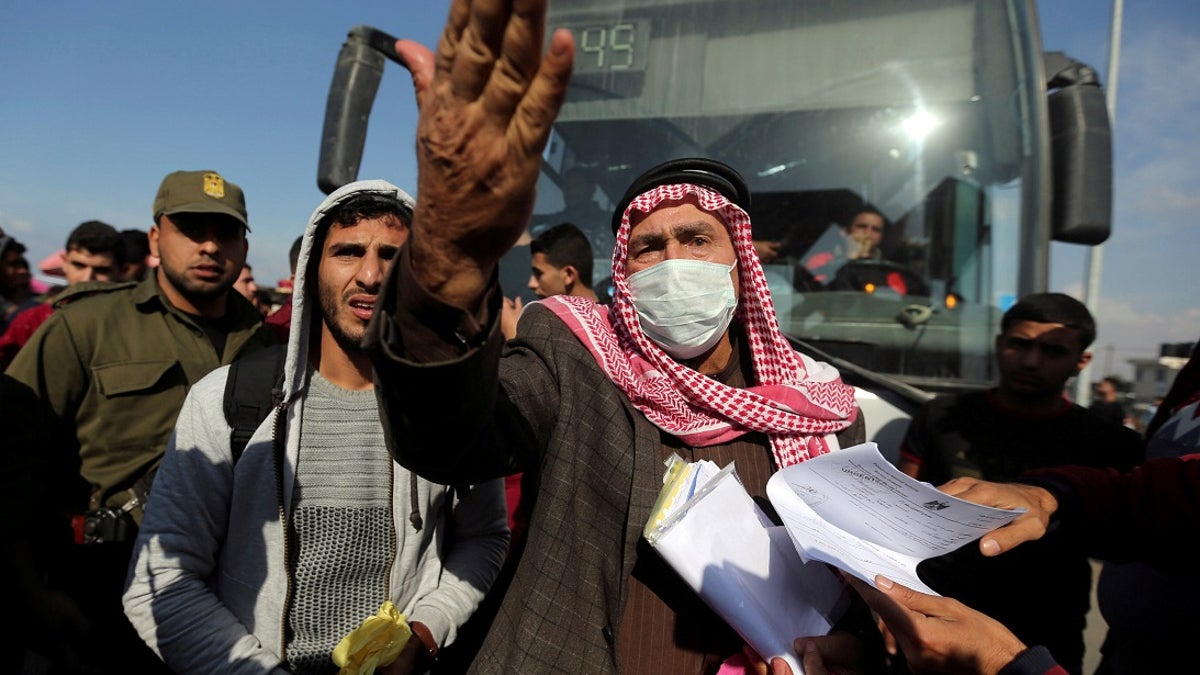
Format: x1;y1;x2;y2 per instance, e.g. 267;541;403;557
223;344;288;464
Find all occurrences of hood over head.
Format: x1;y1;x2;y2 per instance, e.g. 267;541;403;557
279;179;415;401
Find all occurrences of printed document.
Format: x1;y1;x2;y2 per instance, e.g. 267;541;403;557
766;442;1024;594
645;457;849;675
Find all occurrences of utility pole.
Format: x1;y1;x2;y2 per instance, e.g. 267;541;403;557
1076;0;1123;407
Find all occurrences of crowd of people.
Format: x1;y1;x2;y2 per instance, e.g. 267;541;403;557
3;2;1197;675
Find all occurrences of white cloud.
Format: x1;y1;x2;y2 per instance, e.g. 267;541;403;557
1038;282;1195;377
1131;182;1200;221
1108;23;1200;235
1088;296;1199;378
1116;27;1200;129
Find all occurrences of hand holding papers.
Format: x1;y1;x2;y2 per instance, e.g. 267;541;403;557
644;444;1025;672
766;443;1025;595
644;456;850;675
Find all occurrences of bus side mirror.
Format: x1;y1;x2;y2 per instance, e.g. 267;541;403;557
1045;52;1113;245
317;26;407;195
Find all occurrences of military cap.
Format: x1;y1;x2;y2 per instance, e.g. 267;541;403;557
153;170;249;230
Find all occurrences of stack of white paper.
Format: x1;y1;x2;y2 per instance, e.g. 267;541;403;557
645;457;849;674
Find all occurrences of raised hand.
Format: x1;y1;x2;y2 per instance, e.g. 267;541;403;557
753;239;782;264
937;477;1058;556
395;0;575;310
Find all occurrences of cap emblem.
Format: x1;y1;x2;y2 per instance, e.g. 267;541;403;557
203;173;226;199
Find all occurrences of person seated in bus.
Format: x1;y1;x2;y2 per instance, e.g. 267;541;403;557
798;207;931;296
801;207;887;284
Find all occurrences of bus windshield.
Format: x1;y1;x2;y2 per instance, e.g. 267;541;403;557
513;0;1043;390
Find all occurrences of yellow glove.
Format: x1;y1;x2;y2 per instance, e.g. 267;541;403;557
331;601;413;675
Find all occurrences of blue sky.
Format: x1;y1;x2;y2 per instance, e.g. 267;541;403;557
2;1;1197;378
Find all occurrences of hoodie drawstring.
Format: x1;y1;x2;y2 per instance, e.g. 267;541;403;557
408;472;422;531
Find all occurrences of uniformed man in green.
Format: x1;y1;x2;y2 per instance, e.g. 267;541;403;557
5;169;274;674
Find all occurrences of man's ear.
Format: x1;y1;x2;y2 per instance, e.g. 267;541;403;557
561;264;579;289
1075;350;1093;374
148;224;161;259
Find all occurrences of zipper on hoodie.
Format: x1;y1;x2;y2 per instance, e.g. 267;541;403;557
271;401;293;659
386;458;396;600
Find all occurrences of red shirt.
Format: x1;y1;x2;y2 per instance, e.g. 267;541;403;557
0;302;53;370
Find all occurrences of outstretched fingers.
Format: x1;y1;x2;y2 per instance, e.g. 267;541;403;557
447;0;509;102
403;0;574;309
482;0;550;114
474;0;575;165
436;0;557;108
939;478;1056;556
508;28;574;160
429;0;574;166
978;515;1051;557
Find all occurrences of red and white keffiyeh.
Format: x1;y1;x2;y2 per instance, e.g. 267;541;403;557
541;182;858;467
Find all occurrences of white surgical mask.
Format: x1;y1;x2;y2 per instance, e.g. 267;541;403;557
626;259;738;360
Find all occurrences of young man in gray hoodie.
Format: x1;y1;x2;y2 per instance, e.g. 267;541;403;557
123;180;509;675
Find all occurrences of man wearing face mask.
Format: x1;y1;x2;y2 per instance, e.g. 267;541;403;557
371;143;864;672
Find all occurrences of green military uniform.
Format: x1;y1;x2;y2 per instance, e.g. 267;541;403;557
5;272;274;520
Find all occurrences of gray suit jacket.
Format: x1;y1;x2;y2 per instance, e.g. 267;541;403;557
372;281;659;672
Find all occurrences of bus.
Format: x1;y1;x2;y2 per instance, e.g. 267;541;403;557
318;0;1112;453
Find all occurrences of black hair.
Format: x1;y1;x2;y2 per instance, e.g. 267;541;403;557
844;205;887;230
1001;292;1096;349
531;223;594;288
67;221;126;267
119;229;150;280
0;236;26;258
120;229;150;260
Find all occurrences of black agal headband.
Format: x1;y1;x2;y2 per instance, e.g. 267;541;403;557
611;157;751;234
